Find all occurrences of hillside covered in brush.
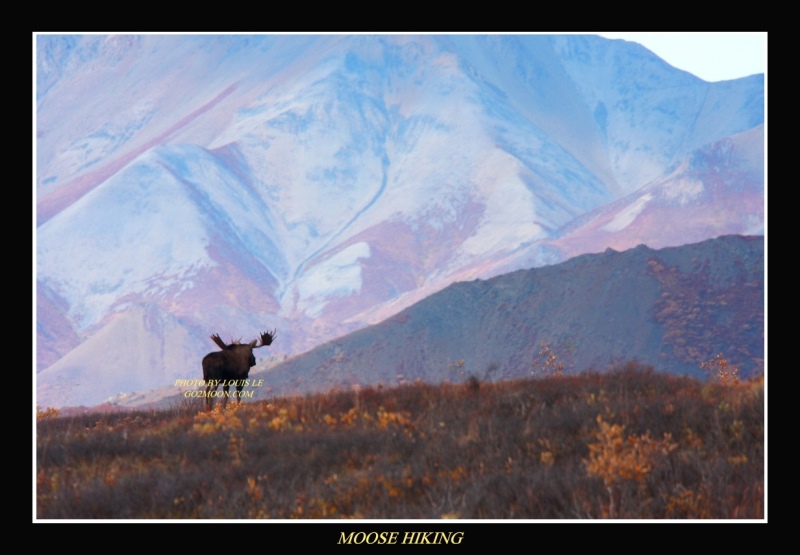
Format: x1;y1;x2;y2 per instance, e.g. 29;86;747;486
36;365;764;519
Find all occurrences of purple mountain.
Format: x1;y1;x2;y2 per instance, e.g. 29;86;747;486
35;35;764;408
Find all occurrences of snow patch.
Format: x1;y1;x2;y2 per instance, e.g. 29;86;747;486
461;157;545;256
295;242;371;317
602;194;653;232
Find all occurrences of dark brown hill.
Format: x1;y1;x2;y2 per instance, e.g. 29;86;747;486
250;235;763;399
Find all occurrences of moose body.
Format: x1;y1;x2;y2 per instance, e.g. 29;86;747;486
202;330;275;410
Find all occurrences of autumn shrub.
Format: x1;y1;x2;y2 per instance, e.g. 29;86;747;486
584;414;677;518
531;341;565;377
701;353;740;385
36;406;60;420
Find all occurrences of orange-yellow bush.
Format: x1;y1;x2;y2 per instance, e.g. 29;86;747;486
701;353;740;385
36;406;60;420
584;414;677;517
532;341;565;377
585;414;677;485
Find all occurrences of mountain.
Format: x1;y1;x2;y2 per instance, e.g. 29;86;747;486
241;234;764;401
35;35;764;408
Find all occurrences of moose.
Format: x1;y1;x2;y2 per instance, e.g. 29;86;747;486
201;330;276;411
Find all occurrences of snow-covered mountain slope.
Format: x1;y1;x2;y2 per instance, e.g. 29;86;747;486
35;34;764;408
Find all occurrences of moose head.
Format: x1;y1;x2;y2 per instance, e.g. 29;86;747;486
201;330;276;411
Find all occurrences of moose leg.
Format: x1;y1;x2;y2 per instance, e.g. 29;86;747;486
205;381;215;411
236;383;245;405
222;381;230;410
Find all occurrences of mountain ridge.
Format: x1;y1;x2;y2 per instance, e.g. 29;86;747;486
239;234;763;404
35;35;764;408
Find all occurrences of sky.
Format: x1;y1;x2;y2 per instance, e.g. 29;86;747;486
596;32;766;83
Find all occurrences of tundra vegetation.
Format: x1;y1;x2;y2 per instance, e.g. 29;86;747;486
36;359;763;519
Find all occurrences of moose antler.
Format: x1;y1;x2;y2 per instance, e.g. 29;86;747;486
210;333;228;350
257;329;277;348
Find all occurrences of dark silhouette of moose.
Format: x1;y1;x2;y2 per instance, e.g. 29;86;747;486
202;330;276;411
